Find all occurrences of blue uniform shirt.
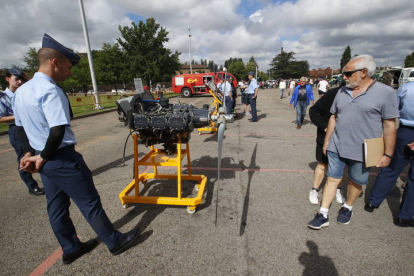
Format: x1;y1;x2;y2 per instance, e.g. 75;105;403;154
13;72;76;151
398;82;414;127
0;88;15;125
248;78;258;94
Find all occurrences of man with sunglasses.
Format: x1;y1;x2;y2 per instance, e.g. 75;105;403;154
308;55;399;229
0;68;44;196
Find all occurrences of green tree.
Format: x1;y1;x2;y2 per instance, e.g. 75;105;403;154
207;60;218;72
224;57;243;69
22;47;40;76
94;43;129;93
228;61;246;81
117;18;181;86
257;71;269;82
269;51;309;79
340;46;352;70
61;56;91;92
404;52;414;67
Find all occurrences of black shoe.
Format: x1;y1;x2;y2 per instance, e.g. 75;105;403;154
29;188;45;196
394;217;414;227
109;227;140;255
364;203;379;212
62;239;98;265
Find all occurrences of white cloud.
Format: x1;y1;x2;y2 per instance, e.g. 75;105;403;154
1;0;413;74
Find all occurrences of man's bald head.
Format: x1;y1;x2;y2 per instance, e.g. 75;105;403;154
38;48;67;66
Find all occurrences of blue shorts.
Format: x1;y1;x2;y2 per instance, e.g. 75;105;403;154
327;151;370;185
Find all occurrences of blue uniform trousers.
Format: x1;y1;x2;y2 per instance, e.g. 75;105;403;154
225;96;233;115
8;125;38;190
248;94;257;121
368;126;414;220
38;145;123;254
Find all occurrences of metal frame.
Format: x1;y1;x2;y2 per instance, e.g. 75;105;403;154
119;134;207;213
197;88;222;134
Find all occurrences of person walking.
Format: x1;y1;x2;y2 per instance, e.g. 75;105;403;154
290;77;314;129
13;33;140;264
365;81;414;227
317;78;329;98
279;79;286;99
307;55;399;230
247;72;259;122
288;78;295;97
0;68;45;196
309;85;344;205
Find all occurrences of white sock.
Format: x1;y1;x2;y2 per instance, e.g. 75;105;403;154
319;207;329;218
343;203;353;211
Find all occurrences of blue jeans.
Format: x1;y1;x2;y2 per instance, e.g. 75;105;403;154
280;89;284;98
8;125;39;190
296;101;307;126
368;126;414;220
327;151;370;185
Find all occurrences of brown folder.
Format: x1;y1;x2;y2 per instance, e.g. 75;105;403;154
364;137;384;167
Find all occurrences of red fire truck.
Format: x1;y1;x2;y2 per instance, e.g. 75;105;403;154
172;72;238;97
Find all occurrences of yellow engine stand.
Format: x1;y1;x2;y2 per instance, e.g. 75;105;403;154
197;89;222;134
119;134;207;214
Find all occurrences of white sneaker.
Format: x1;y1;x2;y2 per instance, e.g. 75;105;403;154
309;189;319;205
335;189;345;204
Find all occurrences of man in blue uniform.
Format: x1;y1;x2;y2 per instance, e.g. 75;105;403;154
365;81;414;227
13;34;140;264
247;72;259;122
0;68;44;195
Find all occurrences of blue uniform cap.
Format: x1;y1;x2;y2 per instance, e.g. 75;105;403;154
9;67;24;78
42;33;80;66
248;72;254;76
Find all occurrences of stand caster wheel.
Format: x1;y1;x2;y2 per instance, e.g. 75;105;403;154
187;206;196;214
122;203;130;209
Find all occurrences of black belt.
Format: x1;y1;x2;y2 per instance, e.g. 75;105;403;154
8;124;15;127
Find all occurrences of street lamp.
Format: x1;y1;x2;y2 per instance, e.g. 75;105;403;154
187;24;192;74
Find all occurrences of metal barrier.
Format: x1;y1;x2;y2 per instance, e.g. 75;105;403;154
68;94;123;107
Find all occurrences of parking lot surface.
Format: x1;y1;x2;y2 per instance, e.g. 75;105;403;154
0;88;412;276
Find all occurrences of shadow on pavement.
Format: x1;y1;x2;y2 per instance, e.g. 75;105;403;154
298;240;338;276
91;153;145;177
240;143;259;236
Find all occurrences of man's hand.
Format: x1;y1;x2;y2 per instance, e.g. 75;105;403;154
20;155;47;173
310;101;314;105
376;155;391;168
408;142;414;151
20;152;34;173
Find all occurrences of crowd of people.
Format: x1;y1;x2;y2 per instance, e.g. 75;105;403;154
1;35;413;268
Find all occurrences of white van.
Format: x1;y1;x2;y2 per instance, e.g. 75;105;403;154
398;67;414;86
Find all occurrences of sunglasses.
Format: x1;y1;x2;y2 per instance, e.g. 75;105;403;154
342;68;366;77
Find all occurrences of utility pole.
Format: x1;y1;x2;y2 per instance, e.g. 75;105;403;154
78;0;101;109
187;24;193;74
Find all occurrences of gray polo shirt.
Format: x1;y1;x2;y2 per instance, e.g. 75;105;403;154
327;81;399;162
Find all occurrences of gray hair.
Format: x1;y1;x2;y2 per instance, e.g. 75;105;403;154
349;54;376;76
300;77;307;81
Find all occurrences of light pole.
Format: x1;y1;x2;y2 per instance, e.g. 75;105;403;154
187;24;193;74
78;0;101;109
388;46;392;68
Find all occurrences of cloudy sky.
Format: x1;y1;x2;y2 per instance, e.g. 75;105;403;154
2;0;414;71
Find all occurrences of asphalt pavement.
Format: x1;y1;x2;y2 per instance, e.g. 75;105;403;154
0;88;412;276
